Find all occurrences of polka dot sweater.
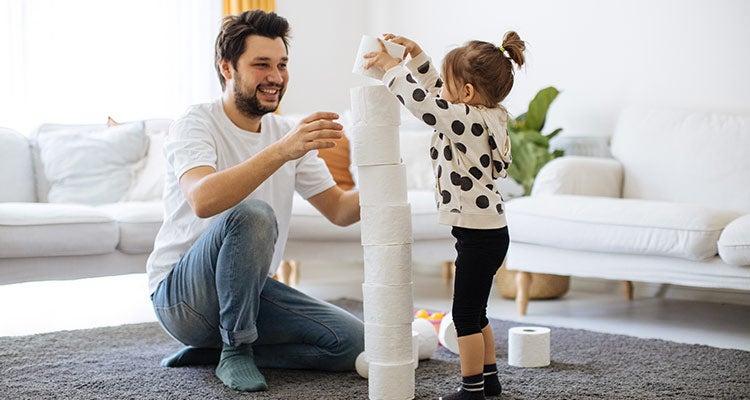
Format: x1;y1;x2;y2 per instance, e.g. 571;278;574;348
382;52;513;229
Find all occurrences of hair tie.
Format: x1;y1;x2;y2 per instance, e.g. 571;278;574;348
498;45;511;59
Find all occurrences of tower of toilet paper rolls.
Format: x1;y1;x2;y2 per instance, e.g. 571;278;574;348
352;35;415;400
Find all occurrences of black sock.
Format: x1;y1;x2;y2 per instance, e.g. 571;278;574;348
439;373;485;400
483;364;502;396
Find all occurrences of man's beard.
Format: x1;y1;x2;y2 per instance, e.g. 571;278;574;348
234;76;284;118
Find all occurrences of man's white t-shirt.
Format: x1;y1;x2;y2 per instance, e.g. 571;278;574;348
146;99;335;294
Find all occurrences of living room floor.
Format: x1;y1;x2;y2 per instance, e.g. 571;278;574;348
1;261;748;352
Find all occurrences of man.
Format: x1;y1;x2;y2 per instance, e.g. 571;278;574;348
146;10;363;392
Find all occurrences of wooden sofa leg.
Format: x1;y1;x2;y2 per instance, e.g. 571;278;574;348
442;261;455;285
515;271;532;315
288;260;300;287
277;260;291;285
622;280;634;300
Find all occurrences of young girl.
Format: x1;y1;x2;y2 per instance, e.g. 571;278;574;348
365;32;525;400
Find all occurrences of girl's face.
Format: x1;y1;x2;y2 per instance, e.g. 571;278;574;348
439;76;460;103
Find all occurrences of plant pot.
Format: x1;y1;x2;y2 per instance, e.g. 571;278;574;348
496;264;570;300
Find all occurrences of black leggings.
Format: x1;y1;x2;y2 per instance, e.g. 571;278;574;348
451;226;510;337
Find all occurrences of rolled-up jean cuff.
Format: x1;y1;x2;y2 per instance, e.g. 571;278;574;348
221;326;258;347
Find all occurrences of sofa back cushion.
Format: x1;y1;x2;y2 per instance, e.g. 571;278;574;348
0;128;36;202
32;122;148;204
611;106;750;213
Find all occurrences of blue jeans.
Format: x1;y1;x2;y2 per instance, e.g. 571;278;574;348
151;199;364;371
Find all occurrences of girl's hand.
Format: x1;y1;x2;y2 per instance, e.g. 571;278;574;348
363;38;402;72
382;33;422;59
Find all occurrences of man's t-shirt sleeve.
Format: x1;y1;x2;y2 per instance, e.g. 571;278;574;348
164;118;217;181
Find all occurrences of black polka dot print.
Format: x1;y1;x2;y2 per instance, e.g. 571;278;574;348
437;165;442;178
406;73;416;84
451;120;465;135
436;78;443;88
423;113;436;125
430;147;439;160
413;89;426;102
388;77;396;88
480;154;490;168
417;62;430;74
488;136;497;149
441;190;451;204
436;99;449;109
476;195;489;209
496;203;504;214
471;123;484;136
455;142;467;153
486;184;494;191
469;167;483;180
493;160;503;172
443;145;453;160
396;95;404;105
450;171;461;185
438;132;444;140
459;176;473;191
464;105;470;115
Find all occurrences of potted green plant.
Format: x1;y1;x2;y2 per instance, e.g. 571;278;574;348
506;86;564;195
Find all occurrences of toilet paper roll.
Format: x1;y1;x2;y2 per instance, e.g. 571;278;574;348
351;125;401;166
411;318;438;360
361;204;413;245
437;312;460;354
358;164;408;205
507;326;551;368
352;35;407;80
364;322;414;364
368;361;415;400
350;85;401;126
363;244;412;285
412;331;419;369
362;283;414;324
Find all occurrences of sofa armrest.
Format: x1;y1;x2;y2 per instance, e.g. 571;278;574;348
531;156;623;197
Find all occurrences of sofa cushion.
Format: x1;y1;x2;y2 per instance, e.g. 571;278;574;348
33;121;148;204
507;195;742;261
97;202;163;254
0;203;118;258
611;107;750;213
121;119;172;202
0;128;36;202
718;214;750;266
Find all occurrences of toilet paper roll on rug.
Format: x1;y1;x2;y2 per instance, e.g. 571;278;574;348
350;85;401;126
360;204;413;245
358;164;408;205
362;283;414;324
507;326;551;368
363;244;412;285
352;35;407;80
364;322;414;364
437;312;460;354
351;125;401;166
369;360;415;400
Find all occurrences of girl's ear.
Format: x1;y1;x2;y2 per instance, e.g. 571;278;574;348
462;83;476;103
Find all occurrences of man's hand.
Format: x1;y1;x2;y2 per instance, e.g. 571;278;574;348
275;112;343;161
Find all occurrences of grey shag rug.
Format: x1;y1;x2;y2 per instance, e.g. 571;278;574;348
1;298;748;400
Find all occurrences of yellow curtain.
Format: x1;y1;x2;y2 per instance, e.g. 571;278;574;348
223;0;275;15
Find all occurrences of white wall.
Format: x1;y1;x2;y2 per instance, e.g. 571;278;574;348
277;0;750;137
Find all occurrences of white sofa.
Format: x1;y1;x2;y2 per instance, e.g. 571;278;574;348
505;106;750;314
0;117;454;285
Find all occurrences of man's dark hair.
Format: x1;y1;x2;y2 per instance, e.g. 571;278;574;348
214;10;290;90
